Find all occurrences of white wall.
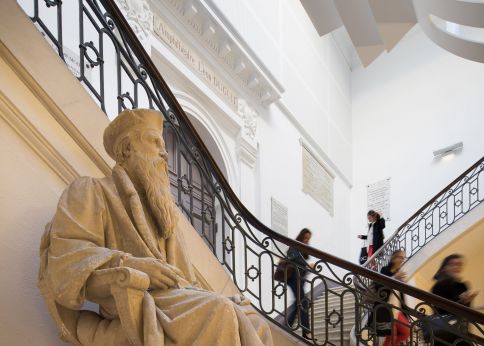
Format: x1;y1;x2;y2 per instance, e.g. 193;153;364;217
209;0;353;181
350;25;484;262
258;105;351;260
205;0;353;260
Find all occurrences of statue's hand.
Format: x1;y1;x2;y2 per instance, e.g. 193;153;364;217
123;257;179;290
229;294;251;306
164;262;186;281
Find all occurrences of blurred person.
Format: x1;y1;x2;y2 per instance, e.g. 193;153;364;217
286;228;313;340
432;254;478;312
378;250;410;346
429;254;478;346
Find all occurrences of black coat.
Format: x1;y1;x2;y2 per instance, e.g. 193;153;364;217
431;276;469;315
360;218;385;251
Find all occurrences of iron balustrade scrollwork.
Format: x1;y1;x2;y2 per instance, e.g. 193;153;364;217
365;156;484;274
19;0;484;344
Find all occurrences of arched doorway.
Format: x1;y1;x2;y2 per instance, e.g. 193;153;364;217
163;93;236;260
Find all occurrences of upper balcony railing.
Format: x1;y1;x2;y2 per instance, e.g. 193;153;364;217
19;0;484;344
365;156;484;273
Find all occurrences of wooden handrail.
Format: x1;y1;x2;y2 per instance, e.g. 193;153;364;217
98;0;484;326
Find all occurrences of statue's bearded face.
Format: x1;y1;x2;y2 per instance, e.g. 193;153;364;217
121;129;177;239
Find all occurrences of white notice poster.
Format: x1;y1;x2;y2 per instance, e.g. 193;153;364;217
367;178;391;221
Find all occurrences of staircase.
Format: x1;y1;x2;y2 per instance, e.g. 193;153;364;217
17;0;484;345
365;156;484;274
312;286;355;346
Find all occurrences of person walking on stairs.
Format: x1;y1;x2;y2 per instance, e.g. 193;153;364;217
358;210;385;258
286;228;313;340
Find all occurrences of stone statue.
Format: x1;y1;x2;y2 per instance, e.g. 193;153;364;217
39;109;273;345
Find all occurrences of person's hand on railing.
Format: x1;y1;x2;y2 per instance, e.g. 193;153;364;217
459;290;478;305
393;270;407;282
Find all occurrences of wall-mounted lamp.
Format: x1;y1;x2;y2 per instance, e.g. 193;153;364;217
433;141;463;158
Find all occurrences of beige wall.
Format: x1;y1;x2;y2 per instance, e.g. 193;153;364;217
0;48;110;345
0;2;111;344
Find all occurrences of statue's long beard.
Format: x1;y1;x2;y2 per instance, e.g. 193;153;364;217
124;152;178;239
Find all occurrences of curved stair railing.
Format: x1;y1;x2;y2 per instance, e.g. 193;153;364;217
20;1;484;344
365;156;484;273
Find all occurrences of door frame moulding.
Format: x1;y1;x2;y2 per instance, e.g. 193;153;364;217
174;89;239;188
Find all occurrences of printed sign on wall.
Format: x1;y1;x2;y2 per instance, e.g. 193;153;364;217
367;178;391;220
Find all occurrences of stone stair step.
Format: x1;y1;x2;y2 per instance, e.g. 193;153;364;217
312;304;356;313
311;317;356;325
310;286;357;346
313;301;355;310
314;328;352;338
311;318;356;327
315;295;354;302
314;297;356;305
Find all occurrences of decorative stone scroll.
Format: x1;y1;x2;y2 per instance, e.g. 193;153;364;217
302;145;334;216
237;99;258;140
115;0;153;54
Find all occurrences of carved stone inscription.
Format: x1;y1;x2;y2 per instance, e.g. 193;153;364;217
153;15;238;109
302;146;334;216
271;197;288;236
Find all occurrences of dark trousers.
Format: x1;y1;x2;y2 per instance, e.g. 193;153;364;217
287;274;310;332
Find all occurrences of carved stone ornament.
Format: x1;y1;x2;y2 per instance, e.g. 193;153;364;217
38;108;273;345
115;0;153;54
237;98;258;140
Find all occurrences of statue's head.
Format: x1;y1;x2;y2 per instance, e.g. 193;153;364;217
104;108;177;238
103;108;165;162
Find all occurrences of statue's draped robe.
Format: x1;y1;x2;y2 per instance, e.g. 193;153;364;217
39;166;272;346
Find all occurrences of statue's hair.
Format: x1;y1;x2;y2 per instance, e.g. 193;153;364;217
114;130;142;163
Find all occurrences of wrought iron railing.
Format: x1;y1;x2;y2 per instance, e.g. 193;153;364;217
20;0;484;344
365;156;484;273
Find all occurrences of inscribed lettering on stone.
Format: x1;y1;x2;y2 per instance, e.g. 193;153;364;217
302;146;334;216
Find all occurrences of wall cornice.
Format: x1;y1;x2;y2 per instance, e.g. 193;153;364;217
148;0;283;106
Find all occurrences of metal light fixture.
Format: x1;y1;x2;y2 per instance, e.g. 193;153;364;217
433;141;463;158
